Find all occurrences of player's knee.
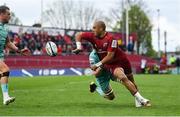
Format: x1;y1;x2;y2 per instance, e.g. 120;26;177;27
113;68;125;77
114;68;122;73
0;71;10;78
113;68;127;82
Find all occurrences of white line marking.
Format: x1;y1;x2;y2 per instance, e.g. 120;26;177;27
70;68;82;76
22;69;34;77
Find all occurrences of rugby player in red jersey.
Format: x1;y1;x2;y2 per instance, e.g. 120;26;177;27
73;21;151;107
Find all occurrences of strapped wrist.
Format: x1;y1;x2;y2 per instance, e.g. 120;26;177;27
95;61;103;67
76;42;82;49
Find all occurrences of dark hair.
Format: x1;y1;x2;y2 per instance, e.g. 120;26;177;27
0;5;10;14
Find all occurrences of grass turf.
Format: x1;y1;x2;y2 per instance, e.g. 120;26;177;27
0;75;180;116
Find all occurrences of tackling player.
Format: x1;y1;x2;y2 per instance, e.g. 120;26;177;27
73;20;151;107
88;49;116;100
0;5;30;105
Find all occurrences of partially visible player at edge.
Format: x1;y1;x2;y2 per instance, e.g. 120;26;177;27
72;20;151;107
0;5;30;105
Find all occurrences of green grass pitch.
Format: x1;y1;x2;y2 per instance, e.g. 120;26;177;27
0;75;180;116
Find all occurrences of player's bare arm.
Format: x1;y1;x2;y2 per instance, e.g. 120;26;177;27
91;51;115;71
92;67;102;76
72;32;83;54
6;38;31;56
6;38;19;52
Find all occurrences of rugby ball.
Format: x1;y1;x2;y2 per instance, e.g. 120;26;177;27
45;41;58;56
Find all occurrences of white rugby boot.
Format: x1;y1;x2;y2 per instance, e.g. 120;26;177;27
135;97;151;107
3;97;15;105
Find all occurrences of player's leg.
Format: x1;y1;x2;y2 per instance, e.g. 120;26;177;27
113;68;137;94
110;68;141;107
109;70;138;101
124;60;138;90
89;68;115;100
95;75;115;100
0;60;15;105
113;67;151;106
111;72;138;90
122;60;146;107
126;73;138;90
89;50;104;95
89;50;115;100
126;73;143;107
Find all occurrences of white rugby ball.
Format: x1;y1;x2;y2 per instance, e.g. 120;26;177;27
45;41;58;56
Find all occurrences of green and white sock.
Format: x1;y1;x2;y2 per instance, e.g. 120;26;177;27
96;86;105;96
1;84;9;100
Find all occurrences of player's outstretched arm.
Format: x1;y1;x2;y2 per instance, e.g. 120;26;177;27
72;32;83;54
6;38;31;56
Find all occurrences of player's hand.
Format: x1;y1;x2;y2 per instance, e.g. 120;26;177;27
20;48;31;56
92;67;102;76
72;48;82;54
91;65;98;71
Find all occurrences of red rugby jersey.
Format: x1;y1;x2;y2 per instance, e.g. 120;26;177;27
81;32;128;65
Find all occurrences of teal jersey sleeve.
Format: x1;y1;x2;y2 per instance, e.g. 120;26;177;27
0;23;8;58
89;50;100;66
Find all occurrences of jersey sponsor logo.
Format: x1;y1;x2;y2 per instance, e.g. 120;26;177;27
103;43;108;48
111;40;117;48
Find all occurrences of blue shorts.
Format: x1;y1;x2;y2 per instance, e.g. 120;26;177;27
89;50;116;93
